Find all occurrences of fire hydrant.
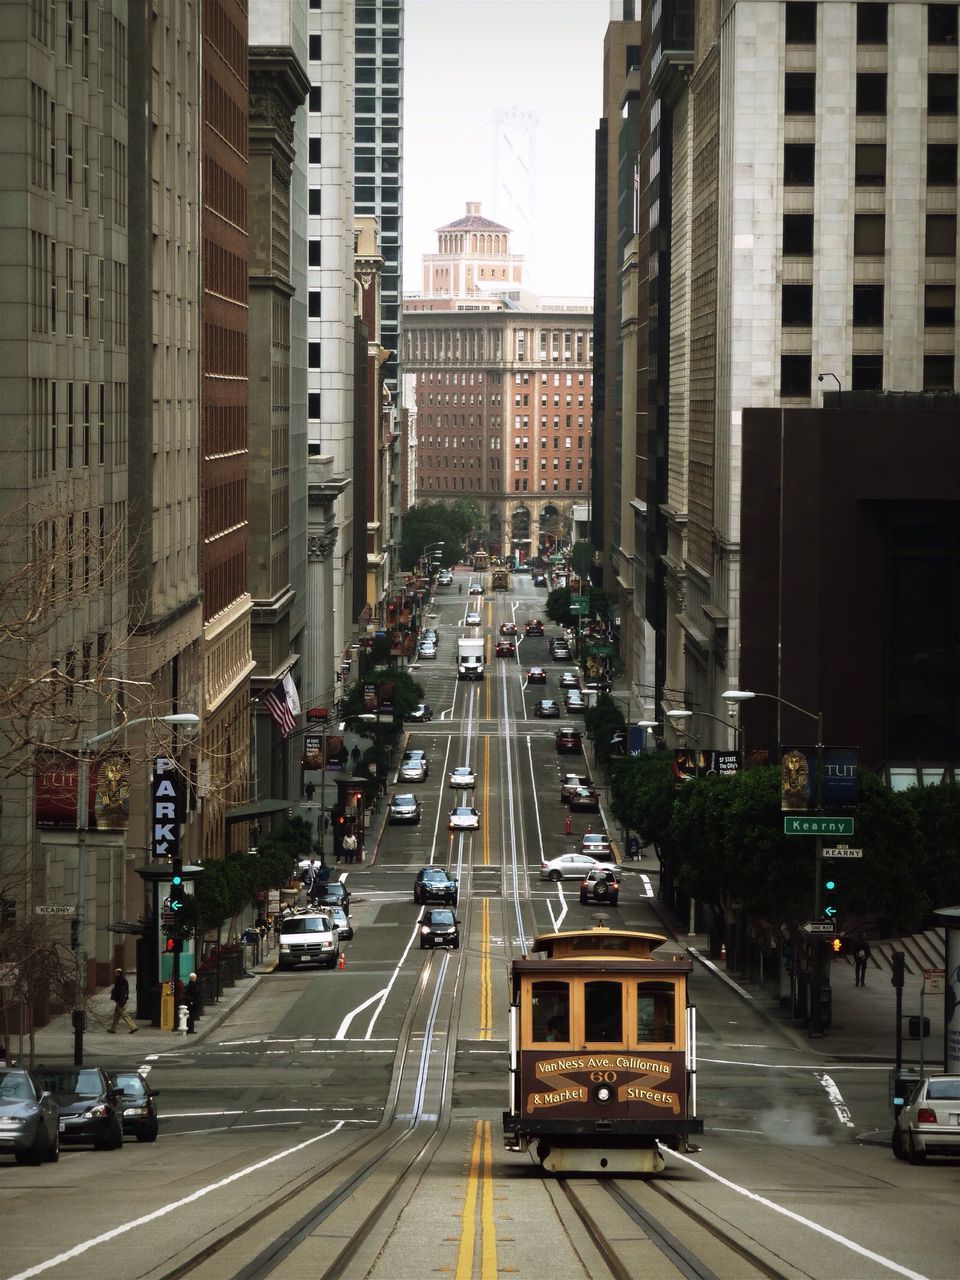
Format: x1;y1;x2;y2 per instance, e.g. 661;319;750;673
176;1004;189;1035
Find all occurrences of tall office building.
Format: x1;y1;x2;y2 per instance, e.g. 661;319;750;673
199;0;253;858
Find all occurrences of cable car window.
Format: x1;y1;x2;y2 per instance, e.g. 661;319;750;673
584;980;622;1043
570;935;633;953
531;981;569;1043
636;982;676;1043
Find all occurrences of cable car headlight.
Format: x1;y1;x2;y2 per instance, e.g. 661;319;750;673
593;1084;615;1105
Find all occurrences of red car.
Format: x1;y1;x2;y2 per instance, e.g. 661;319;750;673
525;619;544;636
496;640;515;657
526;666;547;684
499;621;518;636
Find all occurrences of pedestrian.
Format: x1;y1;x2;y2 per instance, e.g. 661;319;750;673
107;968;139;1034
305;859;322;903
854;938;871;986
342;831;358;864
184;972;200;1034
301;859;316;902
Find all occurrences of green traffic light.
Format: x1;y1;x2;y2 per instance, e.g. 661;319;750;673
824;878;836;891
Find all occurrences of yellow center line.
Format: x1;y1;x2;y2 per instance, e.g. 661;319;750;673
480;1120;497;1280
482;736;490;866
479;897;491;1039
454;1119;499;1280
455;1120;482;1280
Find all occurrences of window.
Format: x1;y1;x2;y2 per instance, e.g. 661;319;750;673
309;33;322;60
308;290;321;316
584;981;622;1044
851;354;883;390
531;981;570;1042
309;137;321;164
924;283;956;326
783;213;814;255
928;144;958;187
923;354;955;390
636;982;676;1043
309;87;322;112
308;239;321;266
784;72;815;115
784;143;815;186
308;342;321;368
854;214;885;255
926;214;957;256
853;284;884;326
309;189;321;214
856;73;887;115
785;2;816;43
782;284;813;326
855;143;886;186
929;74;958;116
780;354;811;396
308;393;320;418
928;4;959;45
857;3;887;44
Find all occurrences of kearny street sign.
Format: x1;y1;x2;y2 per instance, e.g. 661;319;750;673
784;816;855;836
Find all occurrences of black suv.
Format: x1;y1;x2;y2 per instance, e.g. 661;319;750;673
413;867;459;906
314;879;350;914
419;907;460;950
109;1068;160;1142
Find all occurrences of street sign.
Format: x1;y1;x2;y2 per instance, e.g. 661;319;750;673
823;844;863;858
300;801;324;809
923;967;946;995
35;904;74;915
784;816;855;836
802;921;836;934
588;643;614;656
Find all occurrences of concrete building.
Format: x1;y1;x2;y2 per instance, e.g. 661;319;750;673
248;5;310;802
598;0;960;742
404;204;593;557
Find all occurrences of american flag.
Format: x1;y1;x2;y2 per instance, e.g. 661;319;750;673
261;672;300;737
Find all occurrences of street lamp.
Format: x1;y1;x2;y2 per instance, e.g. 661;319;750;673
722;687;827;1035
72;711;200;1066
666;707;741;750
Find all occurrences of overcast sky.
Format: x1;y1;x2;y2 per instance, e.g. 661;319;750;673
402;0;612;299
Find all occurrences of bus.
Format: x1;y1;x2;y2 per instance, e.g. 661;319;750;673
492;569;510;591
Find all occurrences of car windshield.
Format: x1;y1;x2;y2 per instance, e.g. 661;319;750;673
393;794;416;805
429;910;455;926
422;869;449;882
331;907;347;923
34;1068;103;1098
0;1072;34;1101
927;1079;960;1100
452;807;474;816
112;1073;147;1099
283;916;332;934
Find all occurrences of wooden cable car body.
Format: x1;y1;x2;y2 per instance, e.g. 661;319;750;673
503;923;703;1174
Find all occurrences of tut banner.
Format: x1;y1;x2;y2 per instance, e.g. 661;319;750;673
781;746;858;811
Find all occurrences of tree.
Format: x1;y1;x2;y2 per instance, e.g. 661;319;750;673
584;694;625;767
398;500;481;570
341;666;424;739
903;779;960;921
570;540;594;581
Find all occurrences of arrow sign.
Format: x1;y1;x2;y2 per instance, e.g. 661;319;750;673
823;906;838;918
803;921;836;934
169;898;184;912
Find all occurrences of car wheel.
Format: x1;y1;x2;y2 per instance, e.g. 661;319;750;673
45;1127;60;1162
891;1126;906;1160
278;962;292;971
453;941;460;950
594;882;610;901
137;1120;159;1143
326;956;338;969
549;871;562;882
907;1133;926;1165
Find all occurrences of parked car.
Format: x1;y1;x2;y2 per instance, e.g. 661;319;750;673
559;671;581;689
526;666;547;684
31;1066;123;1150
422;628;439;646
399;750;429;782
564;691;587;713
0;1069;59;1165
419;907;460;950
414;867;459;906
534;699;560;718
108;1068;159;1143
405;703;433;723
388;793;422;824
568;785;600;813
314;878;351;914
465;610;482;625
560;773;592;803
449;805;481;831
893;1074;960;1163
499;621;517;636
540;853;608;882
438;571;453;585
496;640;515;657
276;911;340;970
449;765;476;789
556;726;583;753
551;646;571;661
579;867;621;906
418;641;437;660
329;904;354;942
580;832;614;860
469;583;484;595
525;619;544;636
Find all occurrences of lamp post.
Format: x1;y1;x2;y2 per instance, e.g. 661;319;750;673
72;711;200;1066
722;688;826;1035
666;707;741;751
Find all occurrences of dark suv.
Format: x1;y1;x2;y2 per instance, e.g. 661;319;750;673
414;867;459;906
419;907;460;950
579;867;622;906
109;1068;160;1142
556;726;583;753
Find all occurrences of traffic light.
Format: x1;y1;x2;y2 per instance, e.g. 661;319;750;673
830;935;845;955
822;872;839;921
164;937;182;955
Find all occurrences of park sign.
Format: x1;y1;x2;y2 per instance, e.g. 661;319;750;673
151;757;182;859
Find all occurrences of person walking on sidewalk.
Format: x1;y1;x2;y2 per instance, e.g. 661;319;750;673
342;831;358;864
184;972;201;1033
854;938;871;986
108;969;138;1034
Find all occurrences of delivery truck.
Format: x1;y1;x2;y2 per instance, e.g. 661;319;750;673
457;637;485;680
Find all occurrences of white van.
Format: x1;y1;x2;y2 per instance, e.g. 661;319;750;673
277;911;339;971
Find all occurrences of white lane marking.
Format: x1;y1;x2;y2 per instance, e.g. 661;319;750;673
816;1072;856;1127
7;1122;346;1280
688;948;755;999
525;736;545;863
638;873;653;898
335;920;423;1041
665;1147;930;1280
699;1056;892;1072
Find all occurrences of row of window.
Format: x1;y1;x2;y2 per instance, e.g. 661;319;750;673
785;72;959;120
37;507;117;603
418;476;586;495
29;379;129;480
29;92;128;223
785;1;957;46
29;235;126;343
786;141;959;188
780;352;955;396
782;282;957;328
515;394;589;408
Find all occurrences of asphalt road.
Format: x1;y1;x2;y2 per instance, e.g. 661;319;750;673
1;571;957;1280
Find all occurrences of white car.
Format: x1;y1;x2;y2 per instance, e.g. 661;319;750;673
438;571;453;585
893;1074;960;1164
277;912;340;970
540;852;608;882
469;583;484;595
449;765;476;789
448;805;481;831
418;642;437;659
465;610;482;625
329;904;354;941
